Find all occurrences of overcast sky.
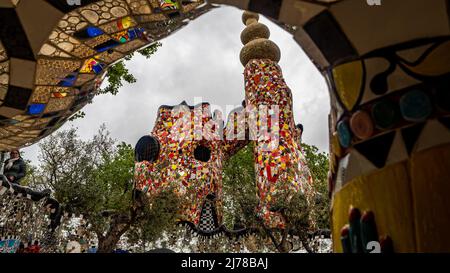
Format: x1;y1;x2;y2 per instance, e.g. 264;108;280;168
23;6;330;163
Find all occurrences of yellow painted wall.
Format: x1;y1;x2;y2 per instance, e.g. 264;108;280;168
332;144;450;252
410;144;450;252
332;161;417;252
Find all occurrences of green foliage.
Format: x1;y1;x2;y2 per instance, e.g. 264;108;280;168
135;42;162;59
300;143;330;230
24;124;179;251
70;42;162;120
98;42;161;96
126;189;181;251
301;143;329;194
282;192;310;230
29;126;133;223
97;61;136;96
222;143;259;230
221;141;330;252
222;142;329;229
89;142;135;215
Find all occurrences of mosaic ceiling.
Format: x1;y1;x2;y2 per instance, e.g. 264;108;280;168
0;0;212;151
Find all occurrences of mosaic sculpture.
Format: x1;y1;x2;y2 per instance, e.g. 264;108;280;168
0;173;94;253
1;0;449;252
0;175;62;252
240;12;315;229
135;102;226;233
134;11;315;234
217;0;450;252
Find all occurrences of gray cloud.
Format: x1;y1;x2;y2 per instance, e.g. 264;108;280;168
23;6;330;163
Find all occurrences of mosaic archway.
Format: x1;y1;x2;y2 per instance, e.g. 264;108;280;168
1;0;450;252
0;0;214;150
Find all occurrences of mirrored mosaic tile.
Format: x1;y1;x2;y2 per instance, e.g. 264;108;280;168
84;34;113;48
1;138;16;145
126;0;152;15
44;96;75;113
148;0;162;11
31;87;51;103
9;136;26;142
75;73;96;85
32;86;74;103
18;130;41;136
0;128;12;138
11;115;30;122
34;117;52;127
115;39;147;53
79;80;96;94
35;59;81;85
0;144;10;151
16;120;36;128
31;124;47;131
182;1;203;13
95;50;124;63
99;16;137;34
135;13;167;23
3;125;23;134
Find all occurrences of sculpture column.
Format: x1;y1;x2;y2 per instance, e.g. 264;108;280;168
239;11;315;229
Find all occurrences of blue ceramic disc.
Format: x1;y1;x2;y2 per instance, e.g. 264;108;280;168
337;120;352;148
400;89;432;122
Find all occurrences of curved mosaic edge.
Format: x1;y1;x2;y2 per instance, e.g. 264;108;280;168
0;0;215;151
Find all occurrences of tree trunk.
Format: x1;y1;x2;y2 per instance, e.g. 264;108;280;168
300;236;314;253
263;227;290;253
96;219;131;253
97;235;122;253
279;240;291;253
96;194;144;253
